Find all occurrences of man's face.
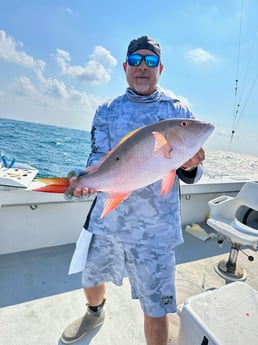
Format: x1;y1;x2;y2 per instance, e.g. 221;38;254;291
123;49;163;96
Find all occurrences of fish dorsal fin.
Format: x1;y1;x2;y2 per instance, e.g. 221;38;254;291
152;131;173;159
118;126;144;145
86;127;144;174
160;170;176;196
100;192;131;218
84;152;113;173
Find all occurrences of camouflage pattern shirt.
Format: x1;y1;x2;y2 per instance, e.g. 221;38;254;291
84;87;203;246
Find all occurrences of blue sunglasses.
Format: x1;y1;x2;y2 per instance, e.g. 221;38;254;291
127;54;160;67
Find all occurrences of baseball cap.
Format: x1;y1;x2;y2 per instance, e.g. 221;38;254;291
126;36;161;57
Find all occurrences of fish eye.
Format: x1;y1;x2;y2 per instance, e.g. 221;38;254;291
181;120;188;127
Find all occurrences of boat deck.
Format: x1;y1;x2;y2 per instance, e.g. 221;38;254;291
1;223;258;345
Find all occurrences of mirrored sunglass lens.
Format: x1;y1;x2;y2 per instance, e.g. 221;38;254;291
127;54;142;66
127;54;159;67
145;55;159;67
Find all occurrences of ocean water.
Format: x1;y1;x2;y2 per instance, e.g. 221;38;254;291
0;118;91;177
0;117;258;178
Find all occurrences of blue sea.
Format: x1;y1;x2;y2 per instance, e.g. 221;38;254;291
0;118;91;178
1;117;258;178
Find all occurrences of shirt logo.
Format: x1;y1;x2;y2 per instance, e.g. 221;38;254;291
161;296;174;305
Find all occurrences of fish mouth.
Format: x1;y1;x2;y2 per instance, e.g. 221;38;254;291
202;123;215;139
194;123;215;146
182;122;215;147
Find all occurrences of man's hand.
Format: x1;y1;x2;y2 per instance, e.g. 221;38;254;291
67;169;96;198
181;148;205;170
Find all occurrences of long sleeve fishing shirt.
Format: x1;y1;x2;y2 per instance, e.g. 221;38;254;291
84;87;203;247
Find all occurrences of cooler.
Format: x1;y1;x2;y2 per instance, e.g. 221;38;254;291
176;282;258;345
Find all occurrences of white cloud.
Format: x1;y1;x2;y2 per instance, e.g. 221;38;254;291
0;30;45;73
0;30;114;129
12;71;100;109
186;48;216;62
1;75;102;129
13;76;37;96
43;78;69;99
55;46;117;84
90;45;117;66
64;7;74;15
160;87;192;108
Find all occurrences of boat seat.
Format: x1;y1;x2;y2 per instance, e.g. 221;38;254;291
207;181;258;281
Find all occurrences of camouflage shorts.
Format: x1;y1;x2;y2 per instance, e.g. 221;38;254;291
82;234;176;317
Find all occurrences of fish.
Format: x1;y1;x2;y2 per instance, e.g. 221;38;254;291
65;118;215;218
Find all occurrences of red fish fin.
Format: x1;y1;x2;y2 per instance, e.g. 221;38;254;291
33;177;69;193
89;127;146;174
100;192;131;218
160;170;176;196
85;152;113;173
118;126;144;144
152;131;172;159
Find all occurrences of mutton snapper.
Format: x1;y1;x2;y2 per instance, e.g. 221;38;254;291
65;118;214;218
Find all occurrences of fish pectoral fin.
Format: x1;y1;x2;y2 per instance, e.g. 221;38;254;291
152;131;172;159
100;192;131;218
160;170;176;196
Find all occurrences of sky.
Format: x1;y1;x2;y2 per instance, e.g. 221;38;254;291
0;0;258;156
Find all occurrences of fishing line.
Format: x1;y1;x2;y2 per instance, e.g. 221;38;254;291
231;0;244;139
233;22;258;133
234;71;258;131
229;0;258;147
237;23;258;106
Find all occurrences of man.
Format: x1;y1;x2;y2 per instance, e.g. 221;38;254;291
61;36;205;345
